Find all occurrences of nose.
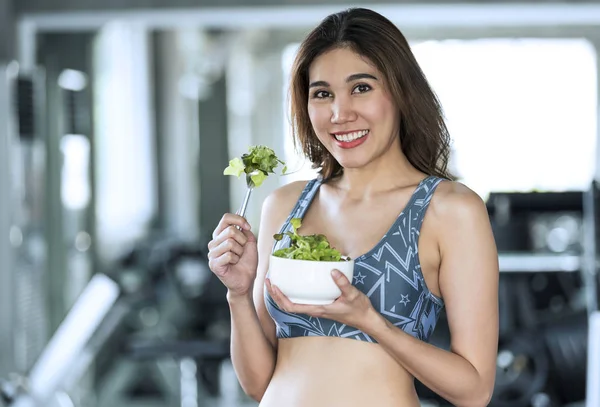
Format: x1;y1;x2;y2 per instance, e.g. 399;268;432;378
331;96;357;124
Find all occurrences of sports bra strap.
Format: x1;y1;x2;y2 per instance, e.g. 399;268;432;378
284;178;323;224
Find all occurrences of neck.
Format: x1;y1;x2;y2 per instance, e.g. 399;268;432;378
330;149;425;198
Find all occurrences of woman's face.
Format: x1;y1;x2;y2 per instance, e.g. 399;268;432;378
307;47;400;171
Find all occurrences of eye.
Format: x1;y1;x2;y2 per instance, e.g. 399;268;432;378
352;84;372;94
311;90;331;99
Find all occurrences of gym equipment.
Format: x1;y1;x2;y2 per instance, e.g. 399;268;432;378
491;333;550;407
544;311;588;404
0;233;238;407
1;274;122;407
586;311;600;407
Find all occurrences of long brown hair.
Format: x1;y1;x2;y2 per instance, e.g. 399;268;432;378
289;7;453;180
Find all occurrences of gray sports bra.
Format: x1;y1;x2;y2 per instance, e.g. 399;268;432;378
265;175;444;343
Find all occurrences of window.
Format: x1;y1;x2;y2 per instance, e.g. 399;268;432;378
281;43;319;183
412;38;597;199
281;38;598;199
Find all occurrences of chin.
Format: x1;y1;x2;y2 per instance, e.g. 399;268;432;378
334;157;369;171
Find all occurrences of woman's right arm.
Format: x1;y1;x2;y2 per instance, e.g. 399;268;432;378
212;181;307;401
227;191;283;401
221;181;307;401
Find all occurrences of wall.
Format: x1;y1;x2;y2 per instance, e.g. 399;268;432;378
0;0;15;61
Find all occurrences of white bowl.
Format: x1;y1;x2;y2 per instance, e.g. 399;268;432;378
268;255;355;305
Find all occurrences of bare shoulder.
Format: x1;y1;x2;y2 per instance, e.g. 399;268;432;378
425;180;492;248
427;180;496;258
261;179;311;223
258;179;312;240
263;179;310;209
428;179;488;223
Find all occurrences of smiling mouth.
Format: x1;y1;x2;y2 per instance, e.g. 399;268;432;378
331;130;369;142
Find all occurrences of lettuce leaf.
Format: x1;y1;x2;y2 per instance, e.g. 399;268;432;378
223;157;245;177
272;218;349;262
223;145;286;188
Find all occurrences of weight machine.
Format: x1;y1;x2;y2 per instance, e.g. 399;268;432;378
416;185;600;407
0;61;239;407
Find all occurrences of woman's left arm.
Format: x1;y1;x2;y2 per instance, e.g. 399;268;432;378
266;185;499;407
367;186;499;407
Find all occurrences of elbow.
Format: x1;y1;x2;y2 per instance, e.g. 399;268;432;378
473;388;493;407
240;378;270;402
244;386;266;403
246;391;263;403
456;385;494;407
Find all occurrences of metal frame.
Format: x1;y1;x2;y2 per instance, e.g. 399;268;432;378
9;274;121;407
584;182;600;406
587;311;600;407
0;63;19;378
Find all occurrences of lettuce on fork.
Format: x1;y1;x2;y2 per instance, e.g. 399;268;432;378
273;218;349;262
223;145;286;188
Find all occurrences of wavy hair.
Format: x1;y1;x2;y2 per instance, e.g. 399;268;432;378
289;7;453;180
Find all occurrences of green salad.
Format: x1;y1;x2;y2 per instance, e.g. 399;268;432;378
272;218;349;262
224;145;286;188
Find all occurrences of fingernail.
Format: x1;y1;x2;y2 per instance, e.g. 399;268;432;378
244;223;251;230
331;269;341;278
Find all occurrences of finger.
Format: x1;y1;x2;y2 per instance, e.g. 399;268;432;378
208;238;244;260
240;227;258;243
266;280;294;312
268;281;325;317
209;225;248;251
265;279;279;303
212;214;251;239
331;269;356;297
209;252;240;274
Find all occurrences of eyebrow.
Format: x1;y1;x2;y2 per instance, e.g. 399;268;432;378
308;73;379;88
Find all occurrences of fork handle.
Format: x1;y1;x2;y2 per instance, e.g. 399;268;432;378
236;187;253;219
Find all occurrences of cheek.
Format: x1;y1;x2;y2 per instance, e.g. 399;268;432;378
308;105;331;133
309;103;330;123
363;98;394;122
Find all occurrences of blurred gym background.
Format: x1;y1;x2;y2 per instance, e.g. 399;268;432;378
1;1;600;406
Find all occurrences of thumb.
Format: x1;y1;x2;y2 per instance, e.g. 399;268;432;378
331;269;354;295
241;227;257;243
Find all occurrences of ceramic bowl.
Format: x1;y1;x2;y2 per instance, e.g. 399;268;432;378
268;255;355;305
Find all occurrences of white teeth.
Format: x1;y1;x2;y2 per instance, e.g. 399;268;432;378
334;130;369;142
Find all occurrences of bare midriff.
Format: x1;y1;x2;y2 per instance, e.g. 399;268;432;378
259;336;420;407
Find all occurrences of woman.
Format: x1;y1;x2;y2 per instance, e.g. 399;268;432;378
208;7;499;407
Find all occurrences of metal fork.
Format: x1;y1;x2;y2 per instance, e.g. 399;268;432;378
236;174;254;220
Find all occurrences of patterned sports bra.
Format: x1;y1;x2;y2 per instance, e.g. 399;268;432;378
264;175;445;343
